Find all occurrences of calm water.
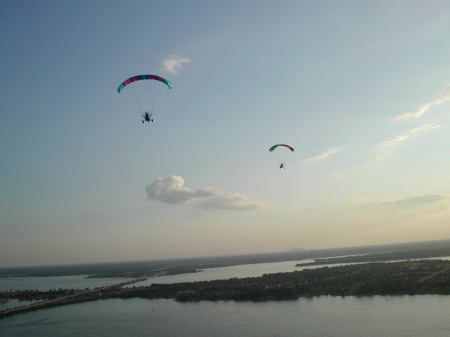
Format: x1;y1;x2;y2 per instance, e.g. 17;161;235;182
0;299;40;311
0;296;449;336
0;275;130;292
3;257;449;291
129;260;314;287
129;257;450;287
1;259;449;336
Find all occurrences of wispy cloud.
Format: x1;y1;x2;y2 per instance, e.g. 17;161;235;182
394;85;450;120
350;194;450;207
349;194;450;215
377;124;439;160
409;124;441;133
301;148;341;164
160;55;191;74
145;176;267;211
198;193;268;211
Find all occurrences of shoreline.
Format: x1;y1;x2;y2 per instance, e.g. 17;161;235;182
0;277;149;318
2;260;449;318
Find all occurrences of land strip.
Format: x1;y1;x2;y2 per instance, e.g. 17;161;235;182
114;260;450;301
0;278;146;318
2;260;449;318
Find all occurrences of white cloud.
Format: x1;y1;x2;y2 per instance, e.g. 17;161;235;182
145;176;219;205
198;193;268;212
160;55;191;74
435;85;450;103
145;176;267;211
409;123;440;133
377;124;440;160
394;85;450;120
301;148;341;164
378;135;409;152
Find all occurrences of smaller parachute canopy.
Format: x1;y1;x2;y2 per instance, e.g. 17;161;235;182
117;74;173;93
269;144;294;152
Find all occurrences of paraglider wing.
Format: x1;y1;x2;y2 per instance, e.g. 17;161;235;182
117;74;173;93
269;144;294;152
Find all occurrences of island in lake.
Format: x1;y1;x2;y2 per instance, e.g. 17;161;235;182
1;260;449;318
1;239;449;318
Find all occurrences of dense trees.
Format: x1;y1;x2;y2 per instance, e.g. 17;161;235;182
115;260;450;301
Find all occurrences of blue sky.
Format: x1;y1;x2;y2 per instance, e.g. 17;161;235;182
1;0;449;267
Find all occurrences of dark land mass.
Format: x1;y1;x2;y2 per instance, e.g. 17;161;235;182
1;260;449;318
115;260;450;301
1;239;449;278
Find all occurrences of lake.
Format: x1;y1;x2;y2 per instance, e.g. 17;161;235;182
3;257;449;291
0;296;449;336
0;275;130;292
1;258;449;336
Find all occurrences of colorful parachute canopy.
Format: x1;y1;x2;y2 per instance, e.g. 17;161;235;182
117;75;173;93
269;144;294;152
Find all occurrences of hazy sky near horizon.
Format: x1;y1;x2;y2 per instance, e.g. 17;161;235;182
1;0;449;267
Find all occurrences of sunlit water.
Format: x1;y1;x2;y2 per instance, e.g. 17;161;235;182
129;256;450;287
130;260;314;286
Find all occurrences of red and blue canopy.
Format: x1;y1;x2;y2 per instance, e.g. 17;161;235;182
269;144;294;152
117;75;173;93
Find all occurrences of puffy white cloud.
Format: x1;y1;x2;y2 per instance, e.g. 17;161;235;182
145;176;219;205
145;176;267;211
301;148;341;164
160;55;191;74
394;85;450;120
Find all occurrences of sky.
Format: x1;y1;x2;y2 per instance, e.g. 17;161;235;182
1;0;449;268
